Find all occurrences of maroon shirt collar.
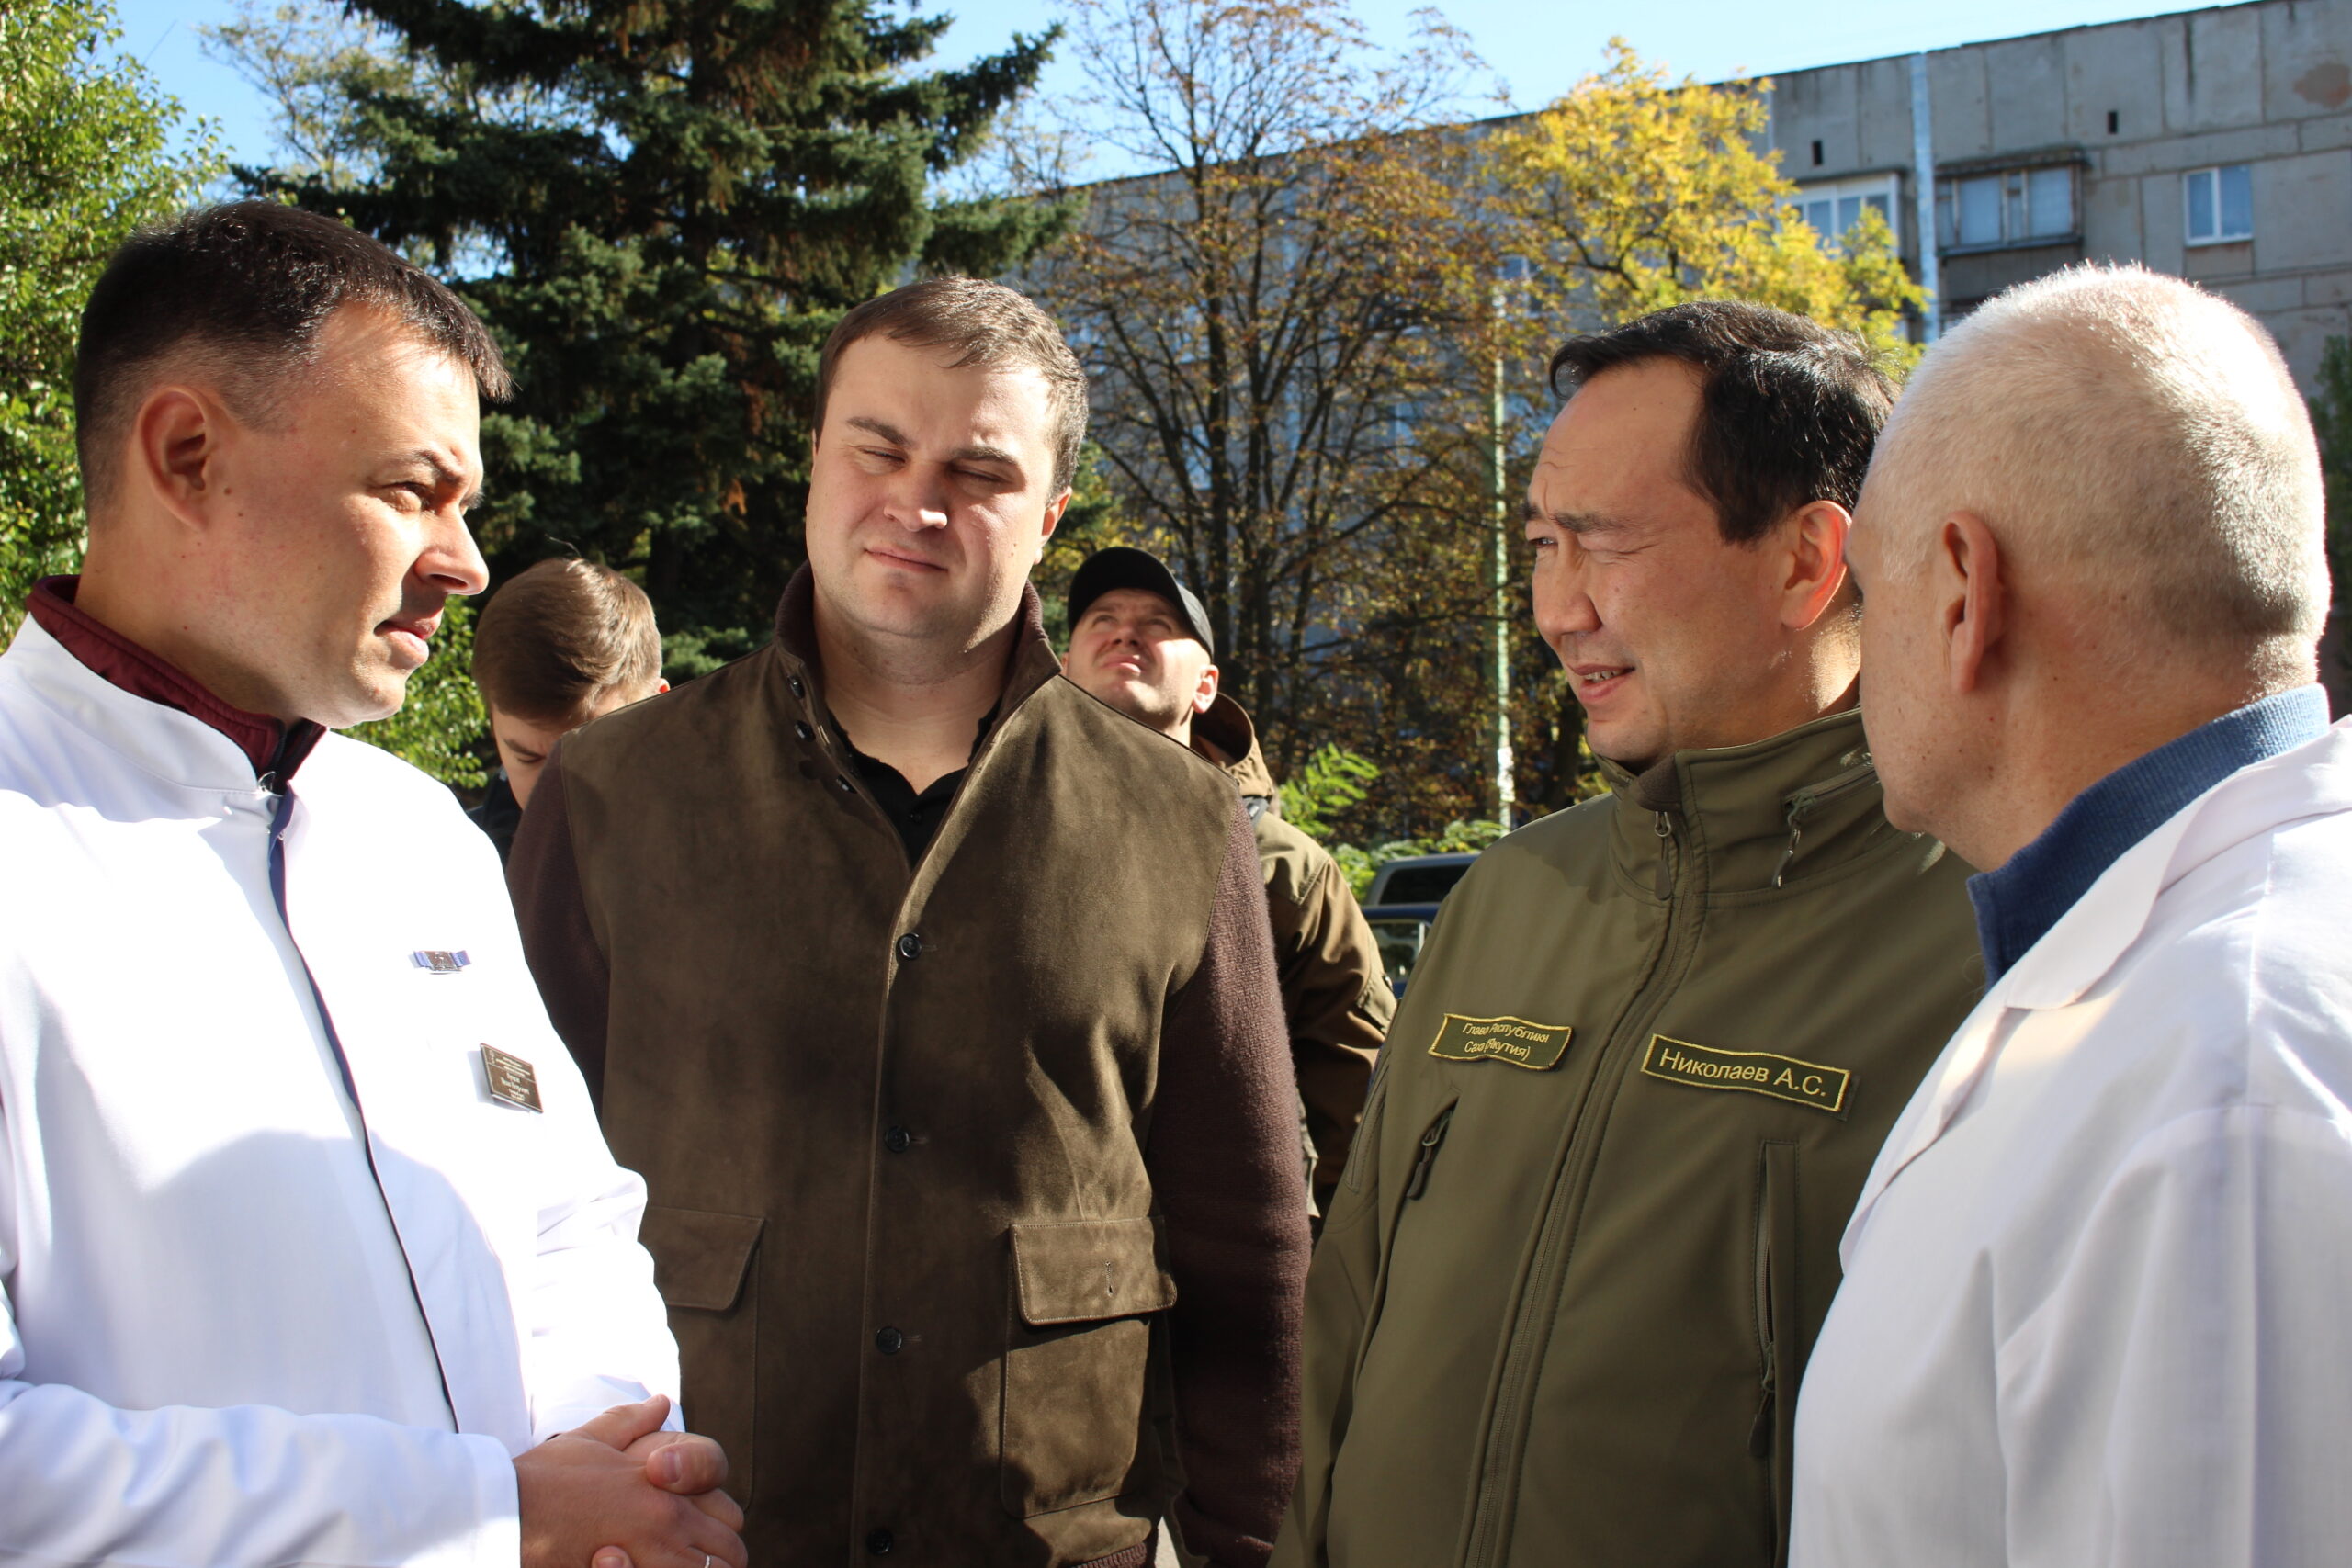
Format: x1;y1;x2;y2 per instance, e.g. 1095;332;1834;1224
28;576;324;784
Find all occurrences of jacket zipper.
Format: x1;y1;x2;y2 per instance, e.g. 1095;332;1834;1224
1770;757;1877;888
1748;1182;1777;1458
1403;1105;1456;1201
1461;802;1695;1567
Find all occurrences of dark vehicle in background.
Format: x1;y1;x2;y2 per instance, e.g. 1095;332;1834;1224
1361;852;1477;998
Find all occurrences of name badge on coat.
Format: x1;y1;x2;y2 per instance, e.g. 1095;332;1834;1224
480;1044;544;1112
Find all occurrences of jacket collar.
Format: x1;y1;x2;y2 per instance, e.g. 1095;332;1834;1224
1191;693;1280;805
1968;686;2330;984
768;564;1066;731
27;575;322;784
3;611;282;795
1842;715;2352;1261
1598;706;1898;898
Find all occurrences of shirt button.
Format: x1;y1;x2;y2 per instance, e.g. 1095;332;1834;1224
865;1528;895;1555
789;676;807;698
835;776;854;794
876;1325;905;1354
885;1125;913;1153
795;721;814;741
897;932;922;961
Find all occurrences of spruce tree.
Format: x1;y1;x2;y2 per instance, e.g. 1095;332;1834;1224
261;0;1060;664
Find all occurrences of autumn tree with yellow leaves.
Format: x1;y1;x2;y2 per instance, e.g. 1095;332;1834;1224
1483;40;1924;364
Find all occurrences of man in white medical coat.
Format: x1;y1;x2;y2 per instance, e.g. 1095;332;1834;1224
1791;264;2352;1567
0;202;742;1567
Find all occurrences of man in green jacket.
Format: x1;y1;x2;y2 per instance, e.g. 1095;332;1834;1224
1271;302;1984;1568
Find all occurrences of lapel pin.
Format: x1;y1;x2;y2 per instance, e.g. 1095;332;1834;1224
412;950;471;975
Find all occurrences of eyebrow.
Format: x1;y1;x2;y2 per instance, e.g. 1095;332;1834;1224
1521;500;1635;537
845;416;1025;479
401;449;485;512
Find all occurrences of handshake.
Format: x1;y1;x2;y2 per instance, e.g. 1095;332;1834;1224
517;1396;746;1568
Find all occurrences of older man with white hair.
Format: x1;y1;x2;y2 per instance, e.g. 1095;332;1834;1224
1790;263;2352;1567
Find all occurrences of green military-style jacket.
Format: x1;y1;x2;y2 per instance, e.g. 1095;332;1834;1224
1272;709;1984;1568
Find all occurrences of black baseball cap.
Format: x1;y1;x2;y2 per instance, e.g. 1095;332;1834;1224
1066;547;1215;658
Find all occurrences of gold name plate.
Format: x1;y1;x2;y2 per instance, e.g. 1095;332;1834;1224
1429;1013;1574;1071
1640;1034;1849;1116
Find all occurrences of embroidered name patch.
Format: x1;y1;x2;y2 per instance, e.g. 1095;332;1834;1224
1429;1013;1574;1071
480;1045;544;1112
1640;1035;1849;1116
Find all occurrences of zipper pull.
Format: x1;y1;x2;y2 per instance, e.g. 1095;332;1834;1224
1653;813;1674;900
1771;794;1815;889
1404;1110;1453;1200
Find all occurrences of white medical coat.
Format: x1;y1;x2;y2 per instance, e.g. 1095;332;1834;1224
1792;718;2352;1568
0;615;680;1566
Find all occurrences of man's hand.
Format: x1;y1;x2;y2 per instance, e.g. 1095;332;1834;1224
516;1396;747;1568
623;1425;744;1529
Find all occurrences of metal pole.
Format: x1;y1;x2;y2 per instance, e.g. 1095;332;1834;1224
1489;285;1515;825
1910;51;1941;343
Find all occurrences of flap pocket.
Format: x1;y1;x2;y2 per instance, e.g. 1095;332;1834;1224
1010;1216;1177;1327
640;1205;764;1313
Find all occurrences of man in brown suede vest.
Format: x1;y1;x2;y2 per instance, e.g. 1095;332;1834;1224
509;278;1308;1568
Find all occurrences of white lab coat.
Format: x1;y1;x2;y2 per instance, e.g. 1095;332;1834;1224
1791;717;2352;1568
0;615;680;1567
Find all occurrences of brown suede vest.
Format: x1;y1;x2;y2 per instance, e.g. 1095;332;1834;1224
555;581;1245;1564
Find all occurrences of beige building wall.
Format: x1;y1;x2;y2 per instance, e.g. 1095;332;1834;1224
1770;0;2352;389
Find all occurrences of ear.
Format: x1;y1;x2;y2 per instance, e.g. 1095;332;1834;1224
127;384;230;533
1193;660;1219;716
1778;500;1853;631
1937;511;2007;695
1040;487;1071;543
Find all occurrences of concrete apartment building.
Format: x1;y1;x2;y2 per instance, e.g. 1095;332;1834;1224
1770;0;2352;386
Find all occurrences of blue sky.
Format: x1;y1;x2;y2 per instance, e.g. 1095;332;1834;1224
114;0;2215;173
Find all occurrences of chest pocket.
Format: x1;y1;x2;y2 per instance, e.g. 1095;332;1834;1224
998;1216;1177;1517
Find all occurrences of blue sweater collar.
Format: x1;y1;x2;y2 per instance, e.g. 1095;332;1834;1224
1969;686;2331;985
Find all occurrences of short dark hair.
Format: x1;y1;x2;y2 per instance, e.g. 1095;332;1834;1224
74;200;511;509
1547;301;1896;545
814;276;1086;494
471;558;662;723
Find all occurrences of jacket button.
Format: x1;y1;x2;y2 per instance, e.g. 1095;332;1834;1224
865;1527;894;1555
896;932;922;961
876;1325;905;1354
794;721;814;741
885;1124;912;1153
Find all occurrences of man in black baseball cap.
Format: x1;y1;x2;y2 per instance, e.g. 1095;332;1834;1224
1065;546;1220;737
1063;547;1393;1222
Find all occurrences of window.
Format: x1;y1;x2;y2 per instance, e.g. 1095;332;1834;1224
1786;175;1898;253
1936;165;2077;251
2183;164;2254;245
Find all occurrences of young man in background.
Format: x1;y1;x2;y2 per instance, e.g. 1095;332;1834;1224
468;557;667;859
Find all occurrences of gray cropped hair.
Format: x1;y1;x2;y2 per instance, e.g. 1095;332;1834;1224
1874;264;2327;680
